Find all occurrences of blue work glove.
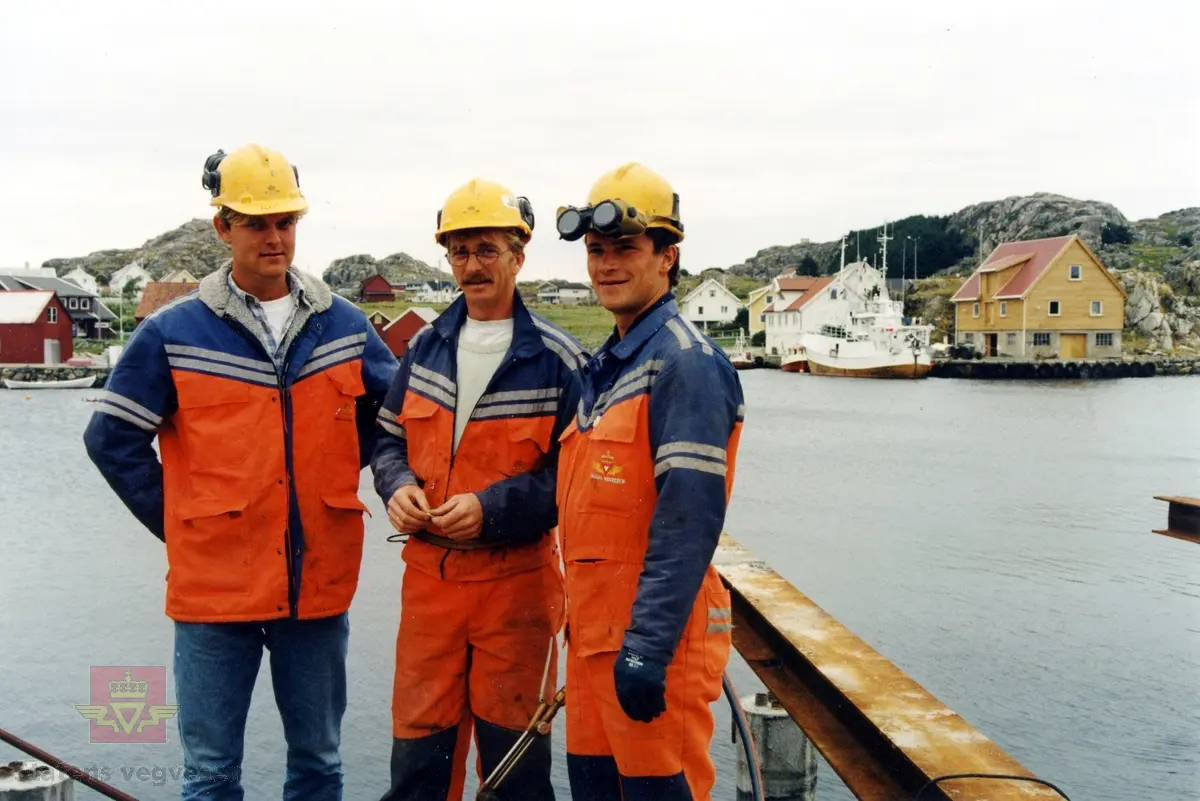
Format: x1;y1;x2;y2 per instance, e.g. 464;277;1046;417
613;646;668;723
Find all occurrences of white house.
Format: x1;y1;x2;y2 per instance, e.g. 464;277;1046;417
536;280;593;305
161;268;201;284
109;261;152;296
679;277;741;327
61;267;99;295
762;261;889;356
408;280;461;304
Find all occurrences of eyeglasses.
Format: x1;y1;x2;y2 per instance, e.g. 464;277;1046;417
446;245;512;267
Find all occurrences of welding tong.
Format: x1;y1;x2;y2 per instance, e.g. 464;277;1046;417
475;637;566;800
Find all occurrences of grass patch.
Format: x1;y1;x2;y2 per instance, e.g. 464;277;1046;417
1130;245;1182;271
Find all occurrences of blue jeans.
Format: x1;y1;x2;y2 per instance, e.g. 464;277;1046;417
173;613;349;801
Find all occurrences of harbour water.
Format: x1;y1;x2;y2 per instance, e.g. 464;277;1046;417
1;372;1197;800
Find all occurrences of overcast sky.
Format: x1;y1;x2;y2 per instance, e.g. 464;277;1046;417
1;1;1196;282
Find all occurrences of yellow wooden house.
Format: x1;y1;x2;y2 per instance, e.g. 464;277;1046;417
951;234;1126;359
746;285;773;336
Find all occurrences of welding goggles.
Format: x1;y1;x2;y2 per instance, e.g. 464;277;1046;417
555;198;680;242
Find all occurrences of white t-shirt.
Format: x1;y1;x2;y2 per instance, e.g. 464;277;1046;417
258;293;297;347
454;317;514;453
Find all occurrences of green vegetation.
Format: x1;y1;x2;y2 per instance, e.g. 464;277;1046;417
1101;222;1134;245
830;215;974;277
1130;245;1183;271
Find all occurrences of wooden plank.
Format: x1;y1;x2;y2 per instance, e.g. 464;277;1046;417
715;534;1058;800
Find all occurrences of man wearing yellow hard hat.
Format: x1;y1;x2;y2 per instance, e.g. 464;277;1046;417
84;143;398;800
371;179;584;800
552;163;745;800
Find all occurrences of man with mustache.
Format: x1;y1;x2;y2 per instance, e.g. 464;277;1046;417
552;163;744;801
371;179;585;800
83;143;397;800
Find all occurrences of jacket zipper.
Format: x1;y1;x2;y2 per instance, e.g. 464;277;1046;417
227;314;305;619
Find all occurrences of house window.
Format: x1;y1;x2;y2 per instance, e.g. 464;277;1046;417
698;306;704;314
68;297;79;310
1048;300;1061;316
1069;264;1082;280
831;289;837;300
709;290;716;297
721;305;729;313
48;306;58;324
1090;300;1103;316
999;301;1007;317
972;303;980;318
1034;332;1051;346
759;313;765;322
1096;332;1114;347
81;299;90;310
72;324;79;337
1006;333;1017;346
766;295;773;303
962;333;974;343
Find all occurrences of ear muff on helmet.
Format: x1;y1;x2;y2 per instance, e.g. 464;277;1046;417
518;196;535;232
201;149;226;198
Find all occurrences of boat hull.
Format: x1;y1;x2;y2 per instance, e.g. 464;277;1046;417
806;359;931;379
4;375;97;390
780;359;807;373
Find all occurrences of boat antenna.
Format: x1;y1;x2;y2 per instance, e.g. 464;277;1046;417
877;222;892;280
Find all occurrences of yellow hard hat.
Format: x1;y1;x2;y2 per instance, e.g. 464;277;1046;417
434;179;535;245
586;162;683;241
202;144;308;216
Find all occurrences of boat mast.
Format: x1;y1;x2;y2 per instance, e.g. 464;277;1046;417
877;222;892;280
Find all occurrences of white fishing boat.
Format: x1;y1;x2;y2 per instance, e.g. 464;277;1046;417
3;375;97;390
726;330;758;370
780;349;808;373
800;227;933;379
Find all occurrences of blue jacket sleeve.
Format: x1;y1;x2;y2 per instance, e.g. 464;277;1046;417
370;335;420;504
82;320;177;541
357;325;399;469
476;354;585;545
621;348;744;666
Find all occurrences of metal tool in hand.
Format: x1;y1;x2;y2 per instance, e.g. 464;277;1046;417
475;636;565;800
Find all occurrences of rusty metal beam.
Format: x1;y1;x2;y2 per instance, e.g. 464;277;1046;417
715;534;1062;800
1153;495;1200;545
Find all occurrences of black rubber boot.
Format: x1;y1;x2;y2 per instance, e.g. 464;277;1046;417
566;753;622;801
475;716;555;801
377;726;460;801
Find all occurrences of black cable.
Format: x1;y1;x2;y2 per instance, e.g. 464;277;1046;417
722;672;765;801
0;726;141;800
911;772;1071;800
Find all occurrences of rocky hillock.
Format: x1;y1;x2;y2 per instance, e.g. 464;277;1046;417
42;219;229;286
322;253;450;297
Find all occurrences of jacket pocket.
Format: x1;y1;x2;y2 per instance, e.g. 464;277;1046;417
702;579;733;678
174;380;257;470
322;363;365;456
579;413;640;518
397;401;441;481
167;496;252;596
314;490;369;588
565;559;641;656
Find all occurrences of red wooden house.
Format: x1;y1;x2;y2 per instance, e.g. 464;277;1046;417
361;274;400;303
0;290;74;364
382;307;439;357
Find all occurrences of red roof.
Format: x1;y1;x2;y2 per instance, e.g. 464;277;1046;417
951;235;1074;302
777;276;821;292
783;276;835;311
135;281;198;320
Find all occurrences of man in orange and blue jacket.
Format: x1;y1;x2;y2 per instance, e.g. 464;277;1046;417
371;179;584;801
83;144;397;801
553;163;744;801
